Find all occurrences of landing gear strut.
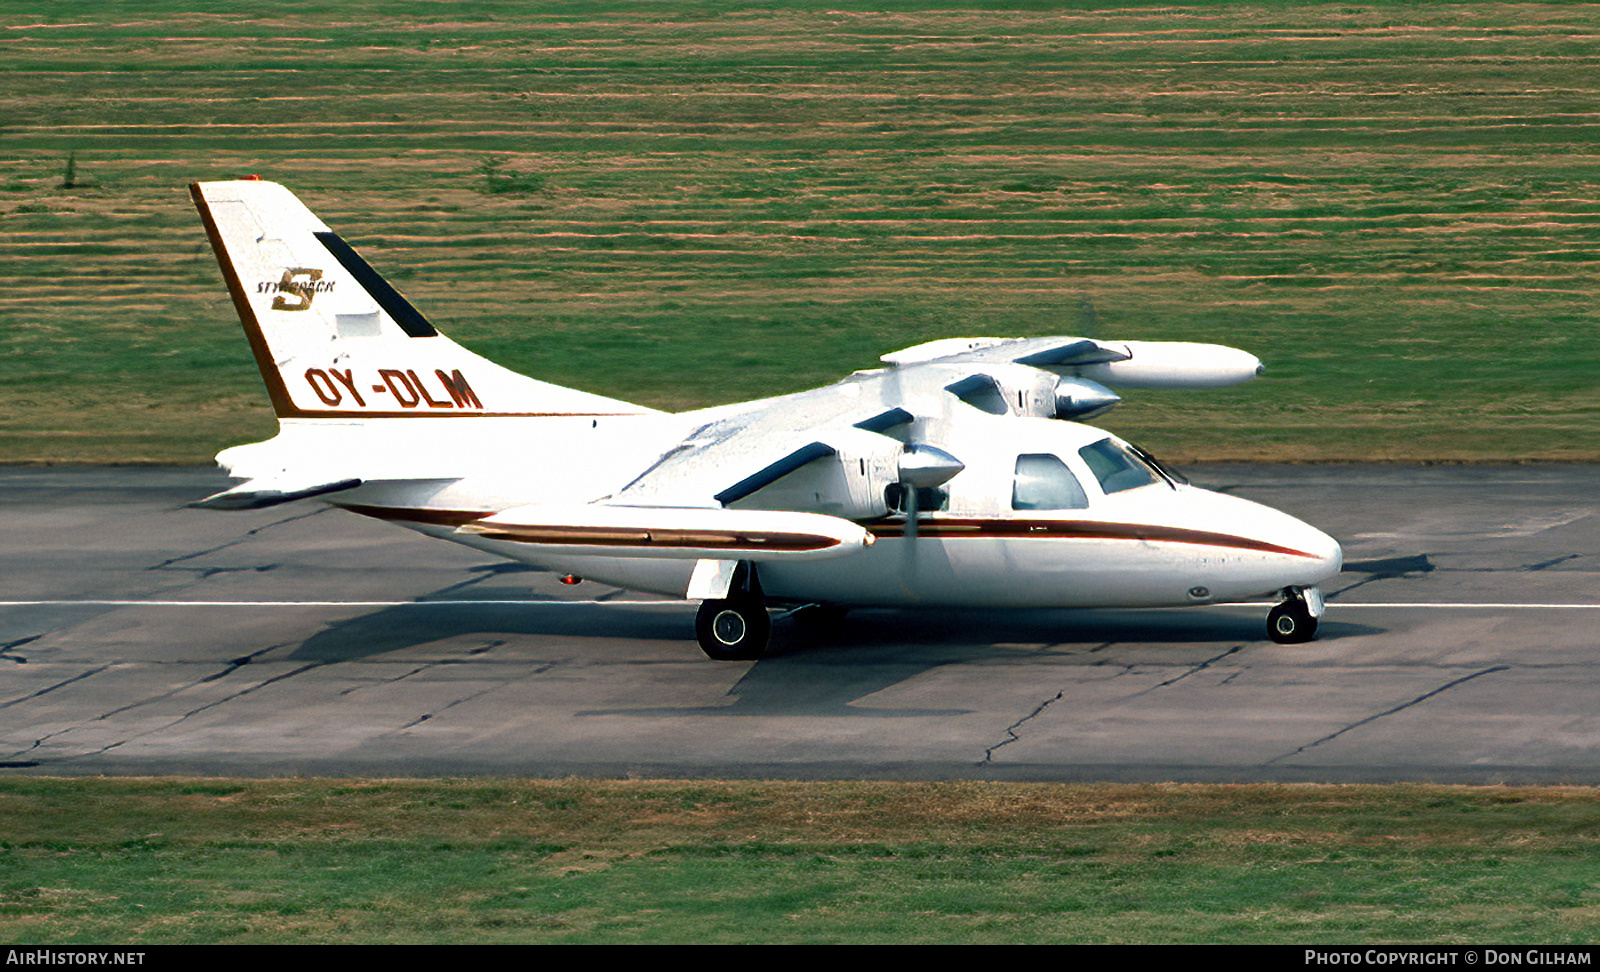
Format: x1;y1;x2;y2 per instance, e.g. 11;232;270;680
1267;586;1324;644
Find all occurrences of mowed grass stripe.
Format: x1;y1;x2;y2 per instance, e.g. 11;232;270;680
3;3;1598;462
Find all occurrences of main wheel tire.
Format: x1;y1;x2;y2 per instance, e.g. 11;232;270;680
695;597;771;660
1267;600;1318;644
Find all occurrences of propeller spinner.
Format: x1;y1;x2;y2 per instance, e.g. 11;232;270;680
897;445;964;543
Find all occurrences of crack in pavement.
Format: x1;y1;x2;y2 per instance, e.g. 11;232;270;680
342;664;433;696
1151;645;1246;690
392;659;553;733
338;640;512;697
42;647;295;747
57;662;329;764
979;646;1248;764
1266;665;1512;764
1114;645;1248;700
197;646;283;685
4;650;315;766
0;665;111;710
0;635;39;665
1524;554;1582;571
980;690;1064;765
394;683;505;732
146;506;330;576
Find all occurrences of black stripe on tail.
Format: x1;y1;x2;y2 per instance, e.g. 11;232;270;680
313;231;439;338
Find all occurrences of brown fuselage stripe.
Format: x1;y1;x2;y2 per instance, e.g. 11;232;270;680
866;518;1320;558
337;504;1319;559
341;504;837;551
467;525;842;553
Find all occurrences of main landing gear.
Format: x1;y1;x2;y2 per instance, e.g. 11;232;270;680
1267;586;1324;644
693;561;771;660
695;596;771;660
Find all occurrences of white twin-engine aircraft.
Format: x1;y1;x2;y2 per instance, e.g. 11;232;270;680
190;179;1342;660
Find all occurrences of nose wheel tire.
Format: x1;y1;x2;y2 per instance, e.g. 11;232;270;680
695;597;771;660
1267;597;1318;644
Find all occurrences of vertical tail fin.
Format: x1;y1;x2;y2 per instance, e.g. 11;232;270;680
191;179;649;419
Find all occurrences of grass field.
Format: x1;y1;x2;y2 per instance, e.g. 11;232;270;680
3;2;1598;462
2;778;1597;944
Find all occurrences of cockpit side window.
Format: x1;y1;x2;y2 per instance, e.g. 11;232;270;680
1011;454;1089;510
1078;438;1159;494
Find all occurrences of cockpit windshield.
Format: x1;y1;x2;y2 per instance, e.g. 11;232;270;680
1126;441;1187;486
1078;437;1162;494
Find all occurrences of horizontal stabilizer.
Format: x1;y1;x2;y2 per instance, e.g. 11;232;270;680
191;477;362;510
457;505;874;562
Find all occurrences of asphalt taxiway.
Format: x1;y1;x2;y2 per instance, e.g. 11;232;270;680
2;465;1596;782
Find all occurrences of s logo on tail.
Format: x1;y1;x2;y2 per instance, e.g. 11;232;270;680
263;268;330;311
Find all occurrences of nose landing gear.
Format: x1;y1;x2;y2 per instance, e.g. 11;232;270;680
1268;586;1324;644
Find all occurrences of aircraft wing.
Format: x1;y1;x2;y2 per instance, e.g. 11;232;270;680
456;504;873;562
881;335;1262;388
600;331;1257;515
448;382;906;571
879;335;1129;368
605;379;914;515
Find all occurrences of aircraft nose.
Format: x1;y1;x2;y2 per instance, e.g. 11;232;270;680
1305;525;1343;584
1193;488;1342;588
1268;510;1342;589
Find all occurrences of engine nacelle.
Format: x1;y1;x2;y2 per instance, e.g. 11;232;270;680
722;429;904;521
942;365;1123;422
1078;341;1263;389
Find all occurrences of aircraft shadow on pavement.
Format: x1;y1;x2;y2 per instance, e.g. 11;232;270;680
288;595;1376;665
777;606;1275;653
275;590;1384;721
289;599;685;663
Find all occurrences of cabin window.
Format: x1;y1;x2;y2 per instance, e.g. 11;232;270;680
1011;454;1089;510
1078;438;1159;494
